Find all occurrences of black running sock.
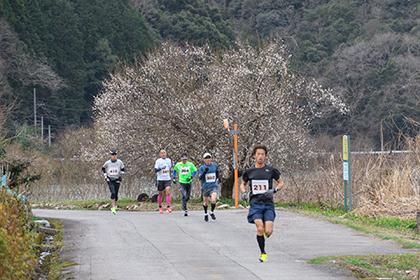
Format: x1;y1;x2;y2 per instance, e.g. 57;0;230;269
211;203;216;212
257;235;266;254
203;204;208;214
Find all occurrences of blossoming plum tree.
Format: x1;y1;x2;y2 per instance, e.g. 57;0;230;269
92;42;346;196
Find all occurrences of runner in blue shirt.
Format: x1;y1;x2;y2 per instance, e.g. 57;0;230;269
198;153;219;222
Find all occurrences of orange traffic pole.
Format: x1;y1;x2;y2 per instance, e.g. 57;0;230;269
233;123;239;209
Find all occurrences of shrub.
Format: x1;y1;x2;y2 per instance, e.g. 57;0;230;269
0;189;36;279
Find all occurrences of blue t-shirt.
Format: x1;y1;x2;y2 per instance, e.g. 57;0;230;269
199;163;219;189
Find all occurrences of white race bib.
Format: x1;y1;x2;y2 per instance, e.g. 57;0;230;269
252;180;269;194
108;168;119;176
205;173;216;183
180;168;189;175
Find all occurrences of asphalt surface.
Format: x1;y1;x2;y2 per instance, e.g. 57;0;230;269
33;209;413;280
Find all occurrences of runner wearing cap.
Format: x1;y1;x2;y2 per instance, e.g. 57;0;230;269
154;149;173;214
173;153;197;216
198;153;219;222
102;149;125;214
240;145;284;262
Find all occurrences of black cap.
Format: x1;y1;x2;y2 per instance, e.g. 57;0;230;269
110;149;117;155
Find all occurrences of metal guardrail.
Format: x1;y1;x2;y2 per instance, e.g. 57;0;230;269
350;150;414;155
314;150;415;156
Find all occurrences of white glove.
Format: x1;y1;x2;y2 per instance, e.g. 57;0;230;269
103;173;108;180
120;171;125;175
241;192;250;201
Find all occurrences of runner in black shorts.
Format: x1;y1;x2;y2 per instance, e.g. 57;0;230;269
154;150;173;214
240;145;284;262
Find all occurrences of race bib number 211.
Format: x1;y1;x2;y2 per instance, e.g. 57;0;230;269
252;180;269;194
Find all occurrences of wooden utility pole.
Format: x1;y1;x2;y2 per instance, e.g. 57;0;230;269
33;88;37;135
380;119;384;151
48;125;51;147
41;116;44;141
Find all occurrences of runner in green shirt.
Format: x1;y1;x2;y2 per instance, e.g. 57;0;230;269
173;153;197;216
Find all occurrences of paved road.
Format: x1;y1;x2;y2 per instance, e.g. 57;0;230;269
33;209;412;280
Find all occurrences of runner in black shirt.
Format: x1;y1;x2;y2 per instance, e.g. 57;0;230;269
240;145;284;263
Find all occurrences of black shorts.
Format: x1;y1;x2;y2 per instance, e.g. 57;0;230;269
157;180;171;192
107;180;121;201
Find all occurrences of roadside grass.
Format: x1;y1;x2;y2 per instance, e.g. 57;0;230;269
32;197;136;208
62;197;136;208
309;253;420;280
31;197;248;211
40;219;77;280
283;203;420;279
277;202;420;249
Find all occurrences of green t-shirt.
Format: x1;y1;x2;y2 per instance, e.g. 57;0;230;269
174;161;197;184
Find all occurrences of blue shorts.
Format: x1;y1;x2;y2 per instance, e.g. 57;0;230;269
247;202;276;224
202;186;218;197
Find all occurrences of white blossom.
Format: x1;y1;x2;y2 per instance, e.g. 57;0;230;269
89;42;347;179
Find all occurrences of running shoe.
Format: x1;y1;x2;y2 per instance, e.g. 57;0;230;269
204;214;209;222
184;211;188;217
210;213;216;220
166;207;172;214
159;207;163;214
111;207;117;215
259;253;268;263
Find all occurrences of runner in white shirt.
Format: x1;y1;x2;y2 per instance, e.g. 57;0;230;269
154;149;173;214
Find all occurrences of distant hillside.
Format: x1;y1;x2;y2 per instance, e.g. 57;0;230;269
133;0;235;48
0;0;154;131
1;0;418;147
209;0;420;147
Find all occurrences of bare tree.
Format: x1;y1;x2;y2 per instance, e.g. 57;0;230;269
324;33;420;145
0;95;9;141
92;42;346;195
0;19;64;92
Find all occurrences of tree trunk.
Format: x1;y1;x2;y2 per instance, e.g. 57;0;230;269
417;210;420;233
220;172;234;199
